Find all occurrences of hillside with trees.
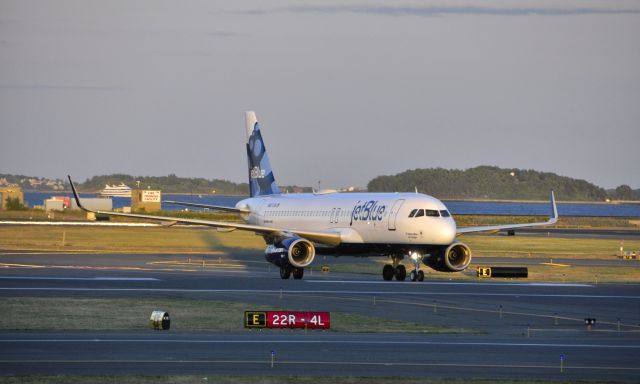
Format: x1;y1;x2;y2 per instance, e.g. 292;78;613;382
77;174;312;195
367;166;612;201
79;174;248;195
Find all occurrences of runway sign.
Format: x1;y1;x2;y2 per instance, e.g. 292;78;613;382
245;311;330;329
477;267;492;277
477;267;528;278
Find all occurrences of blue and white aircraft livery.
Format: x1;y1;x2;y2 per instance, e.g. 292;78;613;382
69;111;558;281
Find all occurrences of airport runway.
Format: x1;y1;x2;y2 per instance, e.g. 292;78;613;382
498;227;640;240
2;331;638;381
1;250;640;381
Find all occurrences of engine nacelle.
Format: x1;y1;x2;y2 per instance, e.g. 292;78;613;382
424;242;472;272
265;237;316;268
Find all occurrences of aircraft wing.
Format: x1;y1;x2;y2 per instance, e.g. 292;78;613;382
456;191;558;235
163;200;249;214
68;176;341;246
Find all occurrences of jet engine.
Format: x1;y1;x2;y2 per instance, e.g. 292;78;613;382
265;236;316;268
424;242;472;272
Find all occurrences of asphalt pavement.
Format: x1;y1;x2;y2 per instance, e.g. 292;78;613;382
1;250;639;381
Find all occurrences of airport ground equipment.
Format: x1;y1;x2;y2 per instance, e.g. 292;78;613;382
150;311;170;330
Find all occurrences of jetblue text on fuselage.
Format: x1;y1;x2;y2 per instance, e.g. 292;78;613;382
351;200;386;225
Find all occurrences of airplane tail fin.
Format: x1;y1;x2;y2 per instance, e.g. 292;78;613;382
245;111;280;197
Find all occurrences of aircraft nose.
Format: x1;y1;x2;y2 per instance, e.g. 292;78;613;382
439;219;457;244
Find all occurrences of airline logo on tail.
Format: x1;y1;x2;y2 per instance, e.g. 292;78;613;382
250;166;266;179
246;111;280;197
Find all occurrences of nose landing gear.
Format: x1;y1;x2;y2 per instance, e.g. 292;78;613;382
280;266;304;279
410;269;425;282
382;253;425;282
409;252;425;281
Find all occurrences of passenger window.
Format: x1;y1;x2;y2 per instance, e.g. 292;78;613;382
409;209;418;218
425;209;440;217
415;209;425;218
440;210;450;217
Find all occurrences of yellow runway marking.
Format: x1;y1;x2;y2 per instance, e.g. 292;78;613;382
147;260;245;269
0;250;226;255
0;262;197;273
541;262;571;267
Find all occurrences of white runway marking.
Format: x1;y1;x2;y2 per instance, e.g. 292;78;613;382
1;338;638;349
306;280;594;287
0;287;637;299
0;277;159;281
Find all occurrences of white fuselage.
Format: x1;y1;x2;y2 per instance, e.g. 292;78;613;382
235;192;457;246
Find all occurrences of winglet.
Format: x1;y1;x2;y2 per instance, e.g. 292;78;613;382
67;175;91;212
549;190;558;224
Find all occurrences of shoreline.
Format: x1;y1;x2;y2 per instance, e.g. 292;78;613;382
21;190;640;204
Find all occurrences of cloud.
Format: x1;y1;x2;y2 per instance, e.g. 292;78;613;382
206;31;242;38
0;84;127;92
240;5;640;17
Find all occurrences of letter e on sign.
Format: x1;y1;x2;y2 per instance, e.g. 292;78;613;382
245;311;266;328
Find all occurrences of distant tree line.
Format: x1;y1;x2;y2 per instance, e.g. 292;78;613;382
76;174;312;195
608;185;640;201
78;174;249;195
1;170;638;200
367;166;636;201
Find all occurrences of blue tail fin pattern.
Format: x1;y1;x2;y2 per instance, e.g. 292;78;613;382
245;111;280;197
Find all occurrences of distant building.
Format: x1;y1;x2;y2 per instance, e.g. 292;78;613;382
69;197;113;212
131;189;162;212
0;186;25;210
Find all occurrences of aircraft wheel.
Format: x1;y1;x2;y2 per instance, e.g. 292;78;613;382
293;267;304;280
418;270;425;281
395;265;407;281
382;265;394;281
280;266;291;279
410;270;418;282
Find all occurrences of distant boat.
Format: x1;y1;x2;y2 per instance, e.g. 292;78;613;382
99;183;132;197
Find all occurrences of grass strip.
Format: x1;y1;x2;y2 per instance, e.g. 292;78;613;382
0;297;468;334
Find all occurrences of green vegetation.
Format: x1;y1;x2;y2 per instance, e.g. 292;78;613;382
80;173;249;194
368;166;609;200
609;184;640;200
4;196;27;210
0;226;265;253
0;297;465;333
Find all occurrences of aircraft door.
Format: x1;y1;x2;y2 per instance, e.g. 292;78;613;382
387;199;405;231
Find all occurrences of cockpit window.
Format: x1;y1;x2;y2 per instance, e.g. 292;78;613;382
425;209;440;217
414;209;425;218
409;209;418;218
440;210;451;217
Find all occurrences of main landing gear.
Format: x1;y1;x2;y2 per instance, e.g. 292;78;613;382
280;266;304;280
382;256;406;281
382;253;424;282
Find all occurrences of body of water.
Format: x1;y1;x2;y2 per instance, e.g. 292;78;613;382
23;192;640;217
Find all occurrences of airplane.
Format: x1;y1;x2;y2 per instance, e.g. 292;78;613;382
68;111;558;282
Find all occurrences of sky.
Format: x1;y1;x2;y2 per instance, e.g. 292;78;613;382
1;0;639;189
